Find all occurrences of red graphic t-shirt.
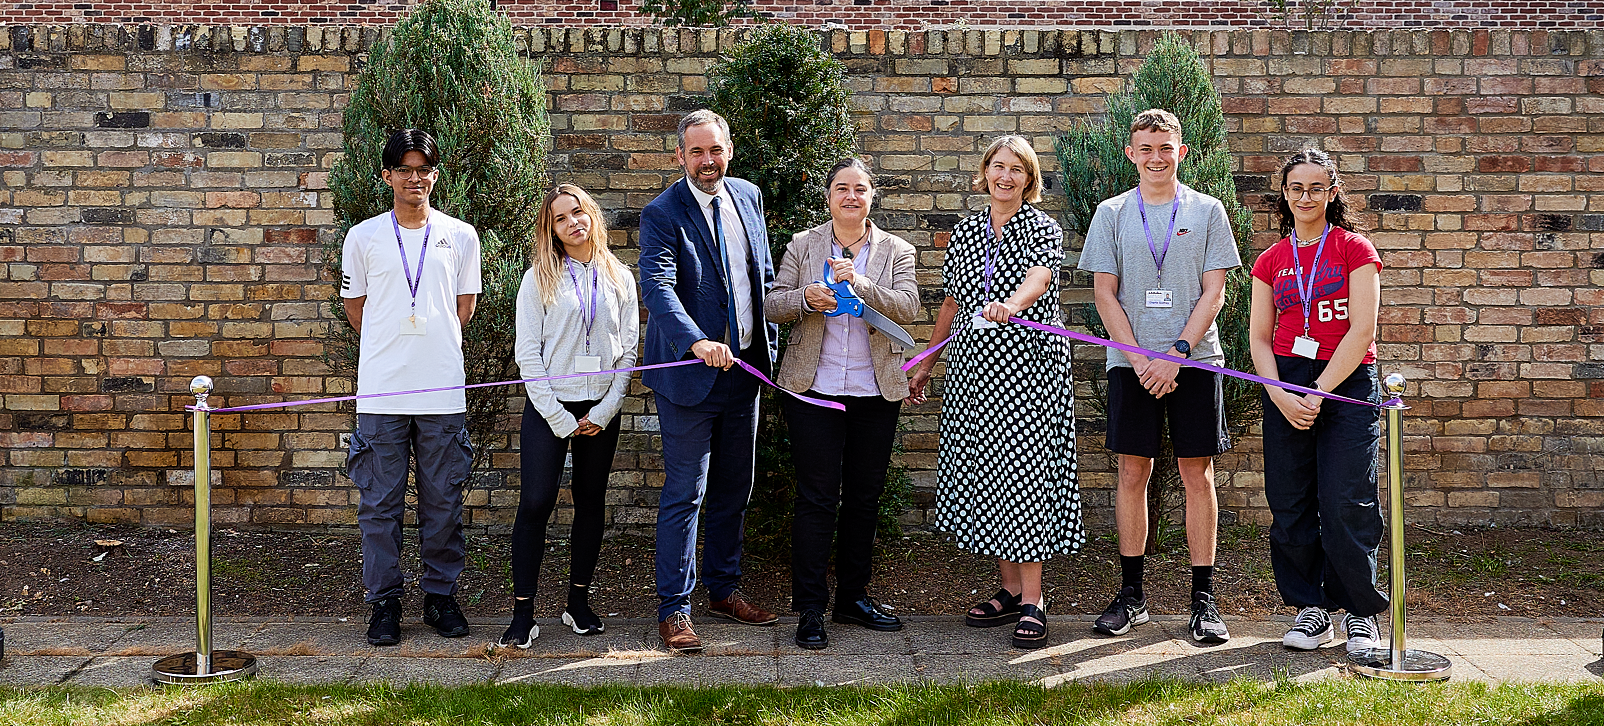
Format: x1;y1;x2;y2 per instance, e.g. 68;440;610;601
1250;226;1382;363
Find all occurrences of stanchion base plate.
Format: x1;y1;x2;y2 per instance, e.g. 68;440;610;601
151;651;258;685
1346;648;1452;681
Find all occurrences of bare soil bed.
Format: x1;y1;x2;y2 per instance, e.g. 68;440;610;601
3;520;1601;622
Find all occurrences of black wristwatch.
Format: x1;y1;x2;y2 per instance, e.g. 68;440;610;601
1173;339;1191;356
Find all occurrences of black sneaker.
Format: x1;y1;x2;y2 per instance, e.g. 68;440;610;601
366;596;401;646
422;593;471;638
1188;592;1230;644
1282;606;1334;650
1092;586;1149;636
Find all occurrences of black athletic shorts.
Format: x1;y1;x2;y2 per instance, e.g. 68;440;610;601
1105;365;1231;459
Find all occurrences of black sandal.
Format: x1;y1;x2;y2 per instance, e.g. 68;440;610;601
1012;603;1048;649
964;587;1023;628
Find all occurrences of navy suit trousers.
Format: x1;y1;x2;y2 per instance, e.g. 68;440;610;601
653;362;761;621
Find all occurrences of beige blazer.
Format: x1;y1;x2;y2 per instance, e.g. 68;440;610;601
765;221;920;401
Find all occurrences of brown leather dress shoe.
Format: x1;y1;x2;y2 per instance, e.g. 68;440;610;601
658;612;703;653
708;590;779;626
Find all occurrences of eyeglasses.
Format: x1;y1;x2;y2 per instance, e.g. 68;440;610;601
389;166;437;179
1284;186;1331;200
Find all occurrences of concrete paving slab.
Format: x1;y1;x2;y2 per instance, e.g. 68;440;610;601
911;652;1060;683
105;620;261;655
496;655;648;686
254;655;366;685
777;654;919;686
380;626;498;658
680;622;781;656
0;621;143;655
1435;656;1494;682
905;620;1017;654
634;655;777;685
0;656;91;686
1541;621;1604;656
352;656;498;685
244;623;371;657
508;620;659;657
781;623;909;656
1406;620;1587;656
65;657;156;688
1456;654;1602;683
0;617;1600;687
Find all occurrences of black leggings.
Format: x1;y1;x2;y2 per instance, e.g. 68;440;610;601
511;398;621;598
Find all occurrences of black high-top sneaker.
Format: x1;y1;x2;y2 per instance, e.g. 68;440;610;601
366;596;402;646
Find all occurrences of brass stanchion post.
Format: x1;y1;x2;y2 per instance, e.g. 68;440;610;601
152;376;258;685
1347;373;1452;681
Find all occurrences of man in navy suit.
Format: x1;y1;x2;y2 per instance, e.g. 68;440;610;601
640;109;781;653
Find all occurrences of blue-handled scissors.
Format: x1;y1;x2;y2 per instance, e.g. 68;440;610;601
820;259;918;350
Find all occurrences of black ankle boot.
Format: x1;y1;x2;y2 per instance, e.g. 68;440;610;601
499;597;539;648
561;583;605;635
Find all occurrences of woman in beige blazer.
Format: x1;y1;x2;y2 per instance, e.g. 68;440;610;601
765;158;919;652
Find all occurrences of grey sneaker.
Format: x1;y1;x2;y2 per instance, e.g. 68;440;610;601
1343;612;1381;653
1282;606;1334;650
1188;592;1230;644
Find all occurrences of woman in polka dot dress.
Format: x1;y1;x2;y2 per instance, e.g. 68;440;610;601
908;135;1083;650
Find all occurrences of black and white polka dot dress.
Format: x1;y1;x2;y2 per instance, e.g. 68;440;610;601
934;204;1083;561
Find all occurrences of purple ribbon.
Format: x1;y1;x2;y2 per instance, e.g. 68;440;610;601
191;358;845;414
902;318;1399;410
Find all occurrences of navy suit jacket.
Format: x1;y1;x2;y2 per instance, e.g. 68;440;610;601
639;176;778;407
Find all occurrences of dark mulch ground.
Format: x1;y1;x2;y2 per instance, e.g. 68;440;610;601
3;520;1602;622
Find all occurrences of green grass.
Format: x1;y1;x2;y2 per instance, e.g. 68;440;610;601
2;679;1603;726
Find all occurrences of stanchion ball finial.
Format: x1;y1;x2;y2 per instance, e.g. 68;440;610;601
190;376;214;396
1383;373;1407;396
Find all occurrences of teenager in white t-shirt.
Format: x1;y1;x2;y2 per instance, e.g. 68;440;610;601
339;129;483;647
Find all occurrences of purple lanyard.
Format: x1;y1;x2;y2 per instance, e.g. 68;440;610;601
1290;224;1333;336
565;256;600;350
390;211;432;315
1136;189;1180;287
982;214;1001;298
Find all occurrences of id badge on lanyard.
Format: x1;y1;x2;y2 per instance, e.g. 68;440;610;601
568;257;603;373
392;211;433;335
1138;191;1179;309
972;215;1002;329
1291;224;1333;359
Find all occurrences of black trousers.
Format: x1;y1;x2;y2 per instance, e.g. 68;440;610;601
782;391;902;613
1263;358;1389;617
511;398;621;598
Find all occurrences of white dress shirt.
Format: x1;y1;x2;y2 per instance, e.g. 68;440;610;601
687;180;754;351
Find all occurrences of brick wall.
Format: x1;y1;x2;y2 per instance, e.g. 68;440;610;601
4;1;1603;29
2;25;1603;533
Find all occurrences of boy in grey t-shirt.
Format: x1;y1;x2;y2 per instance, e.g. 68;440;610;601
1076;109;1241;645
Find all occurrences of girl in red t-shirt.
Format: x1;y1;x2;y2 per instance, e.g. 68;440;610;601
1248;149;1387;655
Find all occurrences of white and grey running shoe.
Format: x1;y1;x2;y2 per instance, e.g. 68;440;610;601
1343;612;1381;653
1282;606;1334;650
